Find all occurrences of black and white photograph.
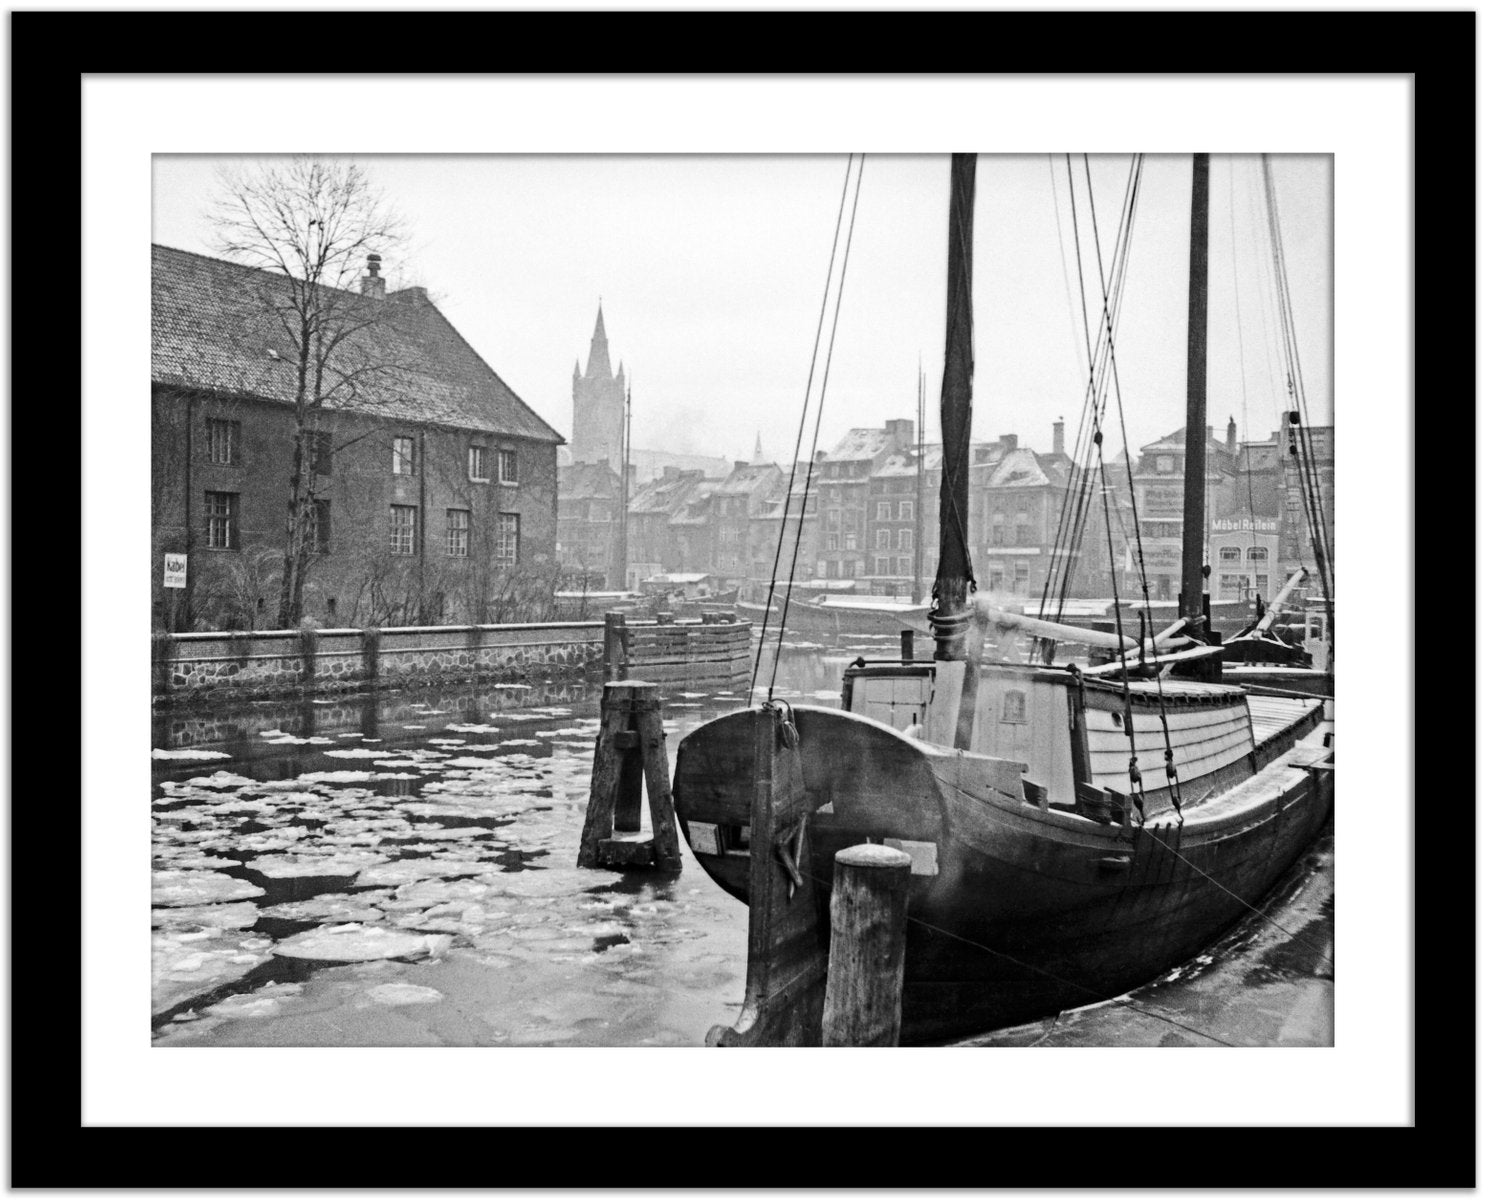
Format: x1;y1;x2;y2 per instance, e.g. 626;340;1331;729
145;145;1335;1051
65;61;1435;1149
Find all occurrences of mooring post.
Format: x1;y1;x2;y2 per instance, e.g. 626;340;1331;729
822;843;913;1047
602;611;628;682
577;680;682;871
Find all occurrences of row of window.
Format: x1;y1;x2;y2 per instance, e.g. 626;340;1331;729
1218;545;1269;562
202;492;518;564
873;501;916;521
1218;573;1271;597
204;420;517;484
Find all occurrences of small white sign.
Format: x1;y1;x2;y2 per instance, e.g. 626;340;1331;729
163;553;188;589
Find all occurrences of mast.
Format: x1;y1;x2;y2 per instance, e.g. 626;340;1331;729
913;359;925;605
619;381;632;591
931;153;977;660
1179;152;1210;633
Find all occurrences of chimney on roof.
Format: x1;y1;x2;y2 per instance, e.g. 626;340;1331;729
999;433;1019;453
884;418;914;449
1226;415;1237;454
1052;418;1065;457
663;465;680;481
734;461;749;473
361;254;386;300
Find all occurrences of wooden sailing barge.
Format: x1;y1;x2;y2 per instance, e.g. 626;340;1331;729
672;154;1334;1045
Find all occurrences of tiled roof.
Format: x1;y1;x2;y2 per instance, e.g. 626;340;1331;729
715;463;781;494
628;471;704;516
152;244;562;444
823;427;893;462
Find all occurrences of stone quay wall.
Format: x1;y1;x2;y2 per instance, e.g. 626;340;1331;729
153;622;607;703
152;615;754;704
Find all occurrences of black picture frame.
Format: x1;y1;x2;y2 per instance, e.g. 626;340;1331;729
39;6;1464;1188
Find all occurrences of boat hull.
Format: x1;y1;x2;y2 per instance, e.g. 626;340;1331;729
674;703;1332;1042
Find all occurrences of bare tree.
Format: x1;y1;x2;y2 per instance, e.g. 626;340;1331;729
210;157;407;627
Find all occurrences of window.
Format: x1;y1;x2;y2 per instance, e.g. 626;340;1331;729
389;504;417;555
875;557;891;575
312;431;333;476
468;445;489;482
844;533;858;551
876;502;891;521
495;513;519;567
1246;546;1269;562
826;534;839;551
827;509;841;530
498;449;518;485
825;561;839;578
876;529;890;550
309;499;331;553
447;508;470;557
206;419;240;465
1013;562;1030;591
392;436;416;475
897;557;911;575
1015;513;1031;545
987;569;1005;592
204;491;238;550
899;501;914;521
1255;574;1270;597
1155;455;1175;473
816;560;828;577
898;530;913;551
991;514;1006;546
1219;545;1242;563
844;560;858;578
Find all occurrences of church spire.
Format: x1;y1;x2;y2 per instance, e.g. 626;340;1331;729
752;432;766;465
585;302;613;379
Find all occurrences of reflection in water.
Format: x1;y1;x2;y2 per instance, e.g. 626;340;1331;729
151;640;1330;1047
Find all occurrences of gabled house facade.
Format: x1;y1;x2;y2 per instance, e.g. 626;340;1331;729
151;244;564;631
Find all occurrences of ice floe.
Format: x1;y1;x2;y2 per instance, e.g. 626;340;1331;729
151;901;262;930
272;923;453;962
152;929;274;1013
153;870;266;907
364;982;443;1006
152;748;232;761
354;859;491;887
248;851;389;878
260;892;392;923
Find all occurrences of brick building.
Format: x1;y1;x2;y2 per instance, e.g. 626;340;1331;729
555;460;624;588
817;419;915;581
151;245;563;631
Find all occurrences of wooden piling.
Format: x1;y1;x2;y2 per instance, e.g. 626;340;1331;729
602;611;629;682
822;843;913;1047
577;681;682;871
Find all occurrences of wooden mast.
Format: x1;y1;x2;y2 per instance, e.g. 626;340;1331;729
1179;152;1210;633
931;153;977;660
912;360;925;605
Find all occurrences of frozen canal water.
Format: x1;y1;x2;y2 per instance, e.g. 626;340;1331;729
151;637;1331;1047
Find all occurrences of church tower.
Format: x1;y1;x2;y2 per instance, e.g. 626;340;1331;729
570;304;626;466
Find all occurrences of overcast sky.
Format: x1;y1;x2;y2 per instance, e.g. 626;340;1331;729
153;153;1330;464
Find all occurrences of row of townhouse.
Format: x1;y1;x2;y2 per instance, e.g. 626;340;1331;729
560;419;1105;600
152;245;563;632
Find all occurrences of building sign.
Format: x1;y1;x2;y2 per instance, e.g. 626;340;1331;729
1142;484;1184;518
163;553;188;589
1140;544;1183;573
1210;516;1280;534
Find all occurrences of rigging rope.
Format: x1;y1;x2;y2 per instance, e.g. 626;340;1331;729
748;154;856;700
768;154;867;697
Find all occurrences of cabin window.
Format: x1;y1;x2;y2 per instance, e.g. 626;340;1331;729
1001;690;1027;723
